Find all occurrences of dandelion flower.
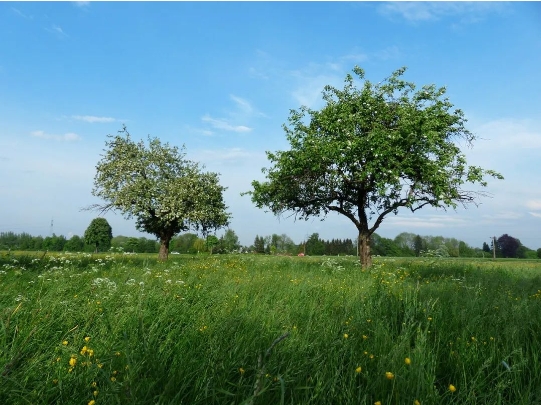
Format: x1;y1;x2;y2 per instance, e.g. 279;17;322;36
405;357;411;365
84;336;90;342
355;366;362;373
385;372;394;380
110;376;116;382
69;357;77;367
344;333;349;339
62;340;68;346
362;335;368;340
375;401;382;405
449;384;456;392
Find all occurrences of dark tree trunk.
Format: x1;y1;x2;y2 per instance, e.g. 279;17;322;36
158;234;173;261
358;231;372;268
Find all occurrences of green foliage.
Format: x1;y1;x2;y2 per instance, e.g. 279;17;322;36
171;233;199;254
253;235;265;253
249;66;503;267
84;218;113;253
206;235;219;254
64;235;85;252
538;248;541;259
88;126;230;260
220;229;241;253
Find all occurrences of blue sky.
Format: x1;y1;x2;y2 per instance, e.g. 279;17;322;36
1;1;541;249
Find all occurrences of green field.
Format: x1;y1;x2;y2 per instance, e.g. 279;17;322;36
1;252;541;404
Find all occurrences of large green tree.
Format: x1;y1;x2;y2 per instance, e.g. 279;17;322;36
248;67;503;267
84;218;113;253
87;127;230;261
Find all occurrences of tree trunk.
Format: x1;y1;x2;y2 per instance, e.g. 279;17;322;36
158;234;172;261
358;231;372;268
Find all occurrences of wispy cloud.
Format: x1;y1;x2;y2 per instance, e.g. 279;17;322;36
473;118;541;150
31;130;81;142
201;115;252;133
230;95;267;118
379;2;507;23
11;7;32;19
73;1;90;8
386;215;469;229
199;96;262;135
526;200;541;210
482;211;524;220
529;212;541;219
197;147;258;163
72;115;117;123
47;24;69;38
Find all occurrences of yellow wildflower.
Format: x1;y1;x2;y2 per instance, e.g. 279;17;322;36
449;384;456;392
239;367;245;375
355;366;362;373
69;357;77;367
110;376;116;382
385;372;394;380
343;333;349;339
93;390;99;397
405;357;411;365
375;401;382;405
84;336;91;342
80;346;88;355
414;401;421;405
88;400;95;405
62;340;68;346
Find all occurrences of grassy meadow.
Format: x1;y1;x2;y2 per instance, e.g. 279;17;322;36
1;252;541;405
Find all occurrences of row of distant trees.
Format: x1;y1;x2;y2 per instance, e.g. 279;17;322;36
1;225;539;259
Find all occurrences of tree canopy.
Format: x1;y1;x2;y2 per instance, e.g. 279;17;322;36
88;127;230;260
248;66;503;267
84;218;113;253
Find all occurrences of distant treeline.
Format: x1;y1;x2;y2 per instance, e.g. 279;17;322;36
0;230;539;259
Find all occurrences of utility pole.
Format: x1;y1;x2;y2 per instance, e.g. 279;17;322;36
492;236;496;259
50;218;54;236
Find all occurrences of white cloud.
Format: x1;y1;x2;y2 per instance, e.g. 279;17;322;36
49;24;68;37
31;130;81;142
72;115;117;123
529;212;541;219
526;200;541;210
473;118;541;149
385;215;469;229
201;115;252;133
378;2;506;23
290;71;342;109
197;147;261;163
11;7;32;19
73;1;90;8
482;211;523;220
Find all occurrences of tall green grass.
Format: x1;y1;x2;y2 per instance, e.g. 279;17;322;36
1;252;540;404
